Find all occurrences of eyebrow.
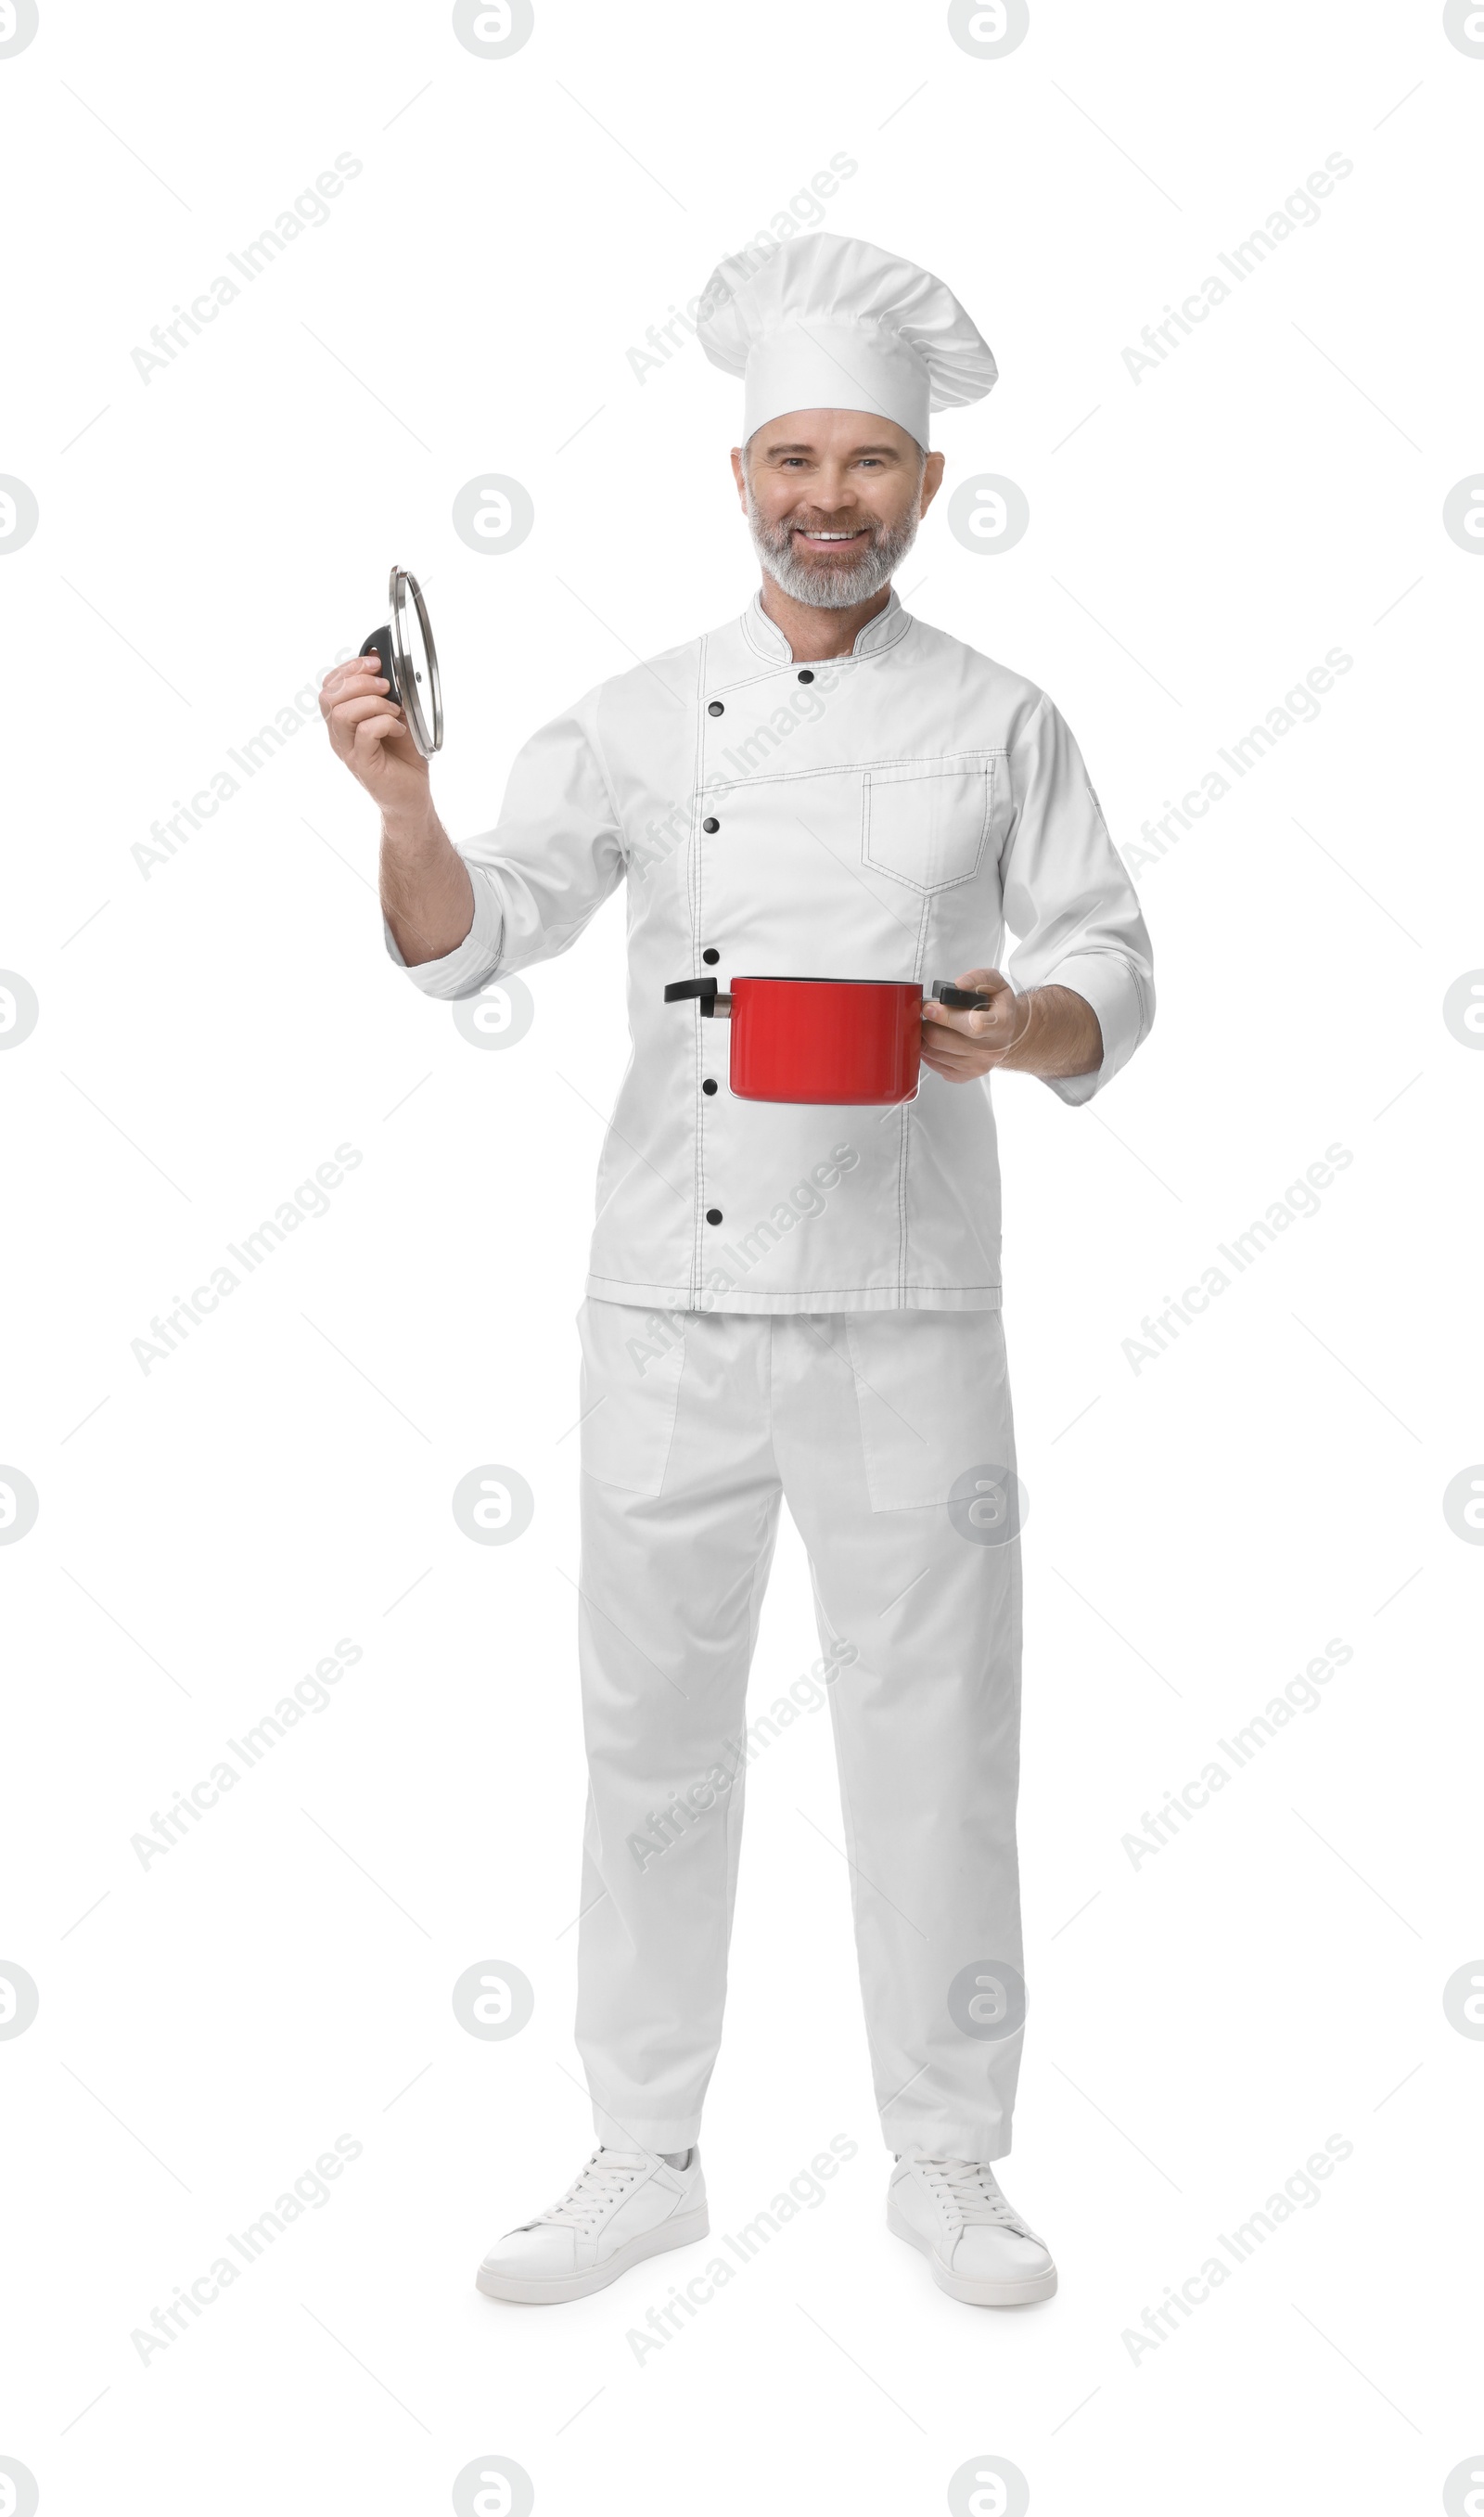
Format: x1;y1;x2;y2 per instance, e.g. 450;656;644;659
761;441;905;458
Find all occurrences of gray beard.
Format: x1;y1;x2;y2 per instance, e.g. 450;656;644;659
744;483;922;610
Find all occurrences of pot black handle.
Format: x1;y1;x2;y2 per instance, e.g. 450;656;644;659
664;977;719;1011
931;982;993;1011
359;626;399;700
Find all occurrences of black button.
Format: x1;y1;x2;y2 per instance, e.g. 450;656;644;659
702;947;719;965
703;1077;718;1095
798;668;814;683
708;700;724;716
706;1208;723;1225
702;816;719;833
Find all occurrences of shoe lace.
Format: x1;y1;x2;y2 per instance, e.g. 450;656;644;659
919;2158;1031;2235
532;2150;644;2236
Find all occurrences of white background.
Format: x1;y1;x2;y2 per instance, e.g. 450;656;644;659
2;2;1481;2511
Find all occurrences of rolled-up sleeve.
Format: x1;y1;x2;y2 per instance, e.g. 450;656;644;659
384;700;625;1002
1000;693;1155;1106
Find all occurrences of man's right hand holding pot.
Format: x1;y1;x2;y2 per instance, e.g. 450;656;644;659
318;656;474;966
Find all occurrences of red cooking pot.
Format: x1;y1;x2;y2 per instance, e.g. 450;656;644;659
663;975;991;1105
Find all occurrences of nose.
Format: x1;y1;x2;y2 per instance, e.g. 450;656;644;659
789;466;858;517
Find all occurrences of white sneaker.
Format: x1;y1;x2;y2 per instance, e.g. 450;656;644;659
888;2156;1057;2306
476;2145;708;2305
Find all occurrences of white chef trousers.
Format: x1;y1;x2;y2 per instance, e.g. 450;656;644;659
573;1296;1027;2164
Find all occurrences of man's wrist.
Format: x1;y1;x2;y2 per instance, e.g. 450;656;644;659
380;801;445;854
997;985;1103;1079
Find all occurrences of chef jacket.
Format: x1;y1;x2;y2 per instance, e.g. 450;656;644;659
386;588;1155;1314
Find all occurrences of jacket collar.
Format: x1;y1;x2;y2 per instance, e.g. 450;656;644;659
741;584;911;666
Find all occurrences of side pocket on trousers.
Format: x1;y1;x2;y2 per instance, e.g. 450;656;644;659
577;1298;686;1496
844;1312;1015;1511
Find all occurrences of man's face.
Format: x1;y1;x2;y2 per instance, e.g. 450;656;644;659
732;411;945;609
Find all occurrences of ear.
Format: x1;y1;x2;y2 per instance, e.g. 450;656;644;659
919;450;947;517
729;445;748;511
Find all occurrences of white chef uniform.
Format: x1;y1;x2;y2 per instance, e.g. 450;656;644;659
386;238;1154;2161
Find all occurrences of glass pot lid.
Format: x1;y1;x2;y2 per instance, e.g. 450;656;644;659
359;564;442;758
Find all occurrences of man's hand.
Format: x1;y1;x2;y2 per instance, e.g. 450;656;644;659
318;651;474;966
920;969;1103;1083
318;655;431;821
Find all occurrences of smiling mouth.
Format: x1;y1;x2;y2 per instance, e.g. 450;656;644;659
793;526;870;548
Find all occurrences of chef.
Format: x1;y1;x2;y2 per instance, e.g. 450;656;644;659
319;232;1154;2313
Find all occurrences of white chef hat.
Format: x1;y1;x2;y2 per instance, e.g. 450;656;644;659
696;232;997;451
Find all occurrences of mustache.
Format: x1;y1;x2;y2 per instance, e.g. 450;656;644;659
785;517;876;537
752;515;883;558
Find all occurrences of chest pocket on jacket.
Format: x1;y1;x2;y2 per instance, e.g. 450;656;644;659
863;757;992;893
